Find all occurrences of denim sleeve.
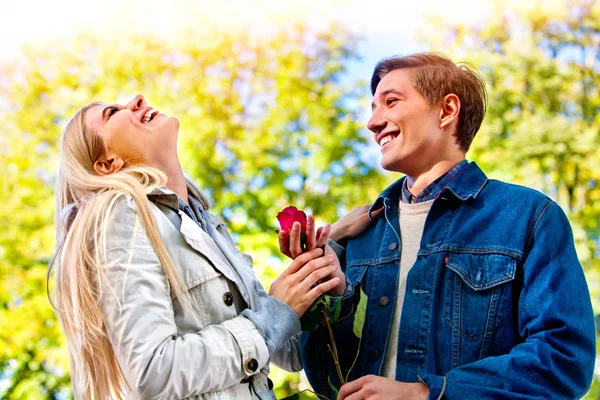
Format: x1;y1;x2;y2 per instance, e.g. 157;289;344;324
420;202;596;400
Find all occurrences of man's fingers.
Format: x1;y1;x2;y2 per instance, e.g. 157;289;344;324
316;224;330;248
289;222;303;258
370;206;384;219
338;376;367;400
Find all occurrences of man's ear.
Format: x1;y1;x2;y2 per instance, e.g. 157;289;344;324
439;94;461;130
94;156;125;176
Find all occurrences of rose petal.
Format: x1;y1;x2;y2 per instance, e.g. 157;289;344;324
276;206;307;233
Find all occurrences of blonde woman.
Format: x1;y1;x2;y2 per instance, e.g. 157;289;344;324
50;94;346;400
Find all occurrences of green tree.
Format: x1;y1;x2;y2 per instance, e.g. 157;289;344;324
0;24;390;398
419;0;600;396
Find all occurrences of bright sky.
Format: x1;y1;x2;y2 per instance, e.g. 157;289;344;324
1;0;493;77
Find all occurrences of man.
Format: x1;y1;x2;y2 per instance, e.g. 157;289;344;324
283;53;595;399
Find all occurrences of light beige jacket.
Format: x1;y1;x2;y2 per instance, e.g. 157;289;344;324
99;187;302;400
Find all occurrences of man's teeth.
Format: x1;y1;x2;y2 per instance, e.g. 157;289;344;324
143;109;159;123
380;136;394;147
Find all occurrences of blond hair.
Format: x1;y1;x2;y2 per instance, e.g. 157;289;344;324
48;103;209;399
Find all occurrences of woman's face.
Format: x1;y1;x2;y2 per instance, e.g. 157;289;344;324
85;95;179;167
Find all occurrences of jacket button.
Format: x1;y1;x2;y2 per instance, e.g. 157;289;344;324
245;358;259;373
379;296;389;306
267;377;274;390
368;350;379;360
223;292;234;306
389;242;397;251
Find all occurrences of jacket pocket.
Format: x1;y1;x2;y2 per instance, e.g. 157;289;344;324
443;252;516;339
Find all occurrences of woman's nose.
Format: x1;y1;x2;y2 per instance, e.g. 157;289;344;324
127;95;146;111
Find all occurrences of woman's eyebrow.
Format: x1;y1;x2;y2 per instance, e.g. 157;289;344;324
101;104;118;120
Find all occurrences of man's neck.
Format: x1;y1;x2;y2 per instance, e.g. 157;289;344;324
405;159;464;197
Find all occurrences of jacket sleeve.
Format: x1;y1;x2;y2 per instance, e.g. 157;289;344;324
99;198;299;399
420;201;596;400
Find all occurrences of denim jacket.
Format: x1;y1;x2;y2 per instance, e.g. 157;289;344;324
301;162;595;399
99;186;302;400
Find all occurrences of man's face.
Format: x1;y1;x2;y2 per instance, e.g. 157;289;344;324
368;68;448;176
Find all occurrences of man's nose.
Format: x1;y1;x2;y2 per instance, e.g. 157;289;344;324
367;110;386;135
126;95;146;111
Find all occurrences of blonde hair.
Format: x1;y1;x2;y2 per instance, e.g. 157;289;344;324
48;103;209;399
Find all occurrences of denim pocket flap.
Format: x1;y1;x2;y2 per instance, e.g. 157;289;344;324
446;252;517;291
345;265;367;288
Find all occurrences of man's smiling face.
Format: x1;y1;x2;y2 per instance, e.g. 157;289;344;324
368;68;448;176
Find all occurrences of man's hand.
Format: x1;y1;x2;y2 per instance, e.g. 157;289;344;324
330;205;384;244
338;375;429;400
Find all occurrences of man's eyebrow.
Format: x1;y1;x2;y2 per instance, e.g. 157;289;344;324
380;89;405;97
371;89;406;110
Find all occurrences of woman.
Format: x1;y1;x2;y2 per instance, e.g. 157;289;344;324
50;95;345;399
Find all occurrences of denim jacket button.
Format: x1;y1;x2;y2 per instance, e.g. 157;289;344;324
368;350;379;360
379;296;390;306
388;242;397;251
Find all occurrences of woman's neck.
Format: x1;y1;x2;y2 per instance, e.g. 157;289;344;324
159;160;188;204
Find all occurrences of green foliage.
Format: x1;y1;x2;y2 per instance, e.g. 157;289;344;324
0;23;387;398
353;288;368;339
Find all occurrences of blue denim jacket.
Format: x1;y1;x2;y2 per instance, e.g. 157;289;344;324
301;162;595;399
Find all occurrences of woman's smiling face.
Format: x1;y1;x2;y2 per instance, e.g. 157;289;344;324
84;94;180;168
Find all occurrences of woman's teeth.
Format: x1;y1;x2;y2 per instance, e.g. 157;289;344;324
143;109;159;123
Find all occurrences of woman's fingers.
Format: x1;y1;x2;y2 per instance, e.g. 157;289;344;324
305;215;316;251
278;230;292;258
289;222;303;258
294;254;336;282
302;263;337;289
284;247;324;275
307;277;341;302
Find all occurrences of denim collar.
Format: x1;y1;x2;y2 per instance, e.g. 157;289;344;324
369;161;488;219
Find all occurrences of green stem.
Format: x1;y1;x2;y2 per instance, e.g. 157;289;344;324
344;336;361;383
322;303;345;385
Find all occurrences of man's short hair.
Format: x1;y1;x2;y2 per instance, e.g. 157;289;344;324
371;53;487;152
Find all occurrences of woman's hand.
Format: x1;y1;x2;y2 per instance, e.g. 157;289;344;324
330;205;383;245
278;220;346;297
269;248;342;317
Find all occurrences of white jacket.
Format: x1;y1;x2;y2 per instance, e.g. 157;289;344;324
99;187;302;399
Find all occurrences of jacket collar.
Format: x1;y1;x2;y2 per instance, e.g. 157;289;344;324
148;186;180;211
369;161;488;217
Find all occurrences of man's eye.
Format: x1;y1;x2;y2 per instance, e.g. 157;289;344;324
386;98;398;106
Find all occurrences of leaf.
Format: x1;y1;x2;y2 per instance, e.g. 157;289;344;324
328;376;340;397
330;297;342;323
300;296;325;332
353;287;368;339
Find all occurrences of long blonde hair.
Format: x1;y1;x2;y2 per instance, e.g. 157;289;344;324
49;103;209;399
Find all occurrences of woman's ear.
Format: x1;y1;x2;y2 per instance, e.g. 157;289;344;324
94;157;125;175
439;94;461;130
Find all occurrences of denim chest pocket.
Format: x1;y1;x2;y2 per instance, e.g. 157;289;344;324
444;252;517;339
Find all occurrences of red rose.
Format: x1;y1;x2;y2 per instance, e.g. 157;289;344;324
276;206;307;234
